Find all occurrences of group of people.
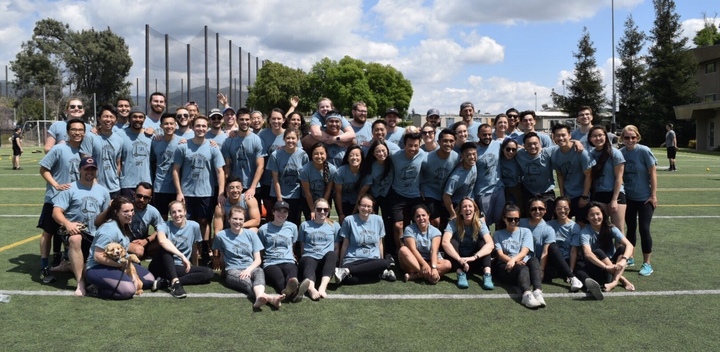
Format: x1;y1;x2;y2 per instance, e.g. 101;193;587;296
34;93;658;309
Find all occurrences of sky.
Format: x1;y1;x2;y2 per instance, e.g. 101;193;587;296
0;0;716;116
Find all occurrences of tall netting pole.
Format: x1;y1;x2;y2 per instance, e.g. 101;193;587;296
165;34;169;108
145;24;150;113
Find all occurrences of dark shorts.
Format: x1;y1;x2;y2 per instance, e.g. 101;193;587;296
13;147;22;156
424;198;449;220
153;192;177;219
569;196;589;222
119;188;136;200
186;196;213;220
666;147;677;159
257;184;271;200
60;229;93;261
592;191;627;205
37;203;61;235
389;189;421;223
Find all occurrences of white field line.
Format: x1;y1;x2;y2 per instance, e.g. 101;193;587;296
1;289;719;300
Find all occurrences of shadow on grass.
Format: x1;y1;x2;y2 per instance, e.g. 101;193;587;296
6;253;78;290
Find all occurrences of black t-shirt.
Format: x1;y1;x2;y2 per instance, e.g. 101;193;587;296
11;132;21;148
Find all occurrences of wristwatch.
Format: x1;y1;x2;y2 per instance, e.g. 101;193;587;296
431;264;437;269
335;136;341;141
580;194;590;200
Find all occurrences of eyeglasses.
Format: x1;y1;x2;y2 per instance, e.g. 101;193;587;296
505;217;520;223
135;194;152;201
354;109;368;114
530;207;546;212
315;207;329;213
421;131;435;136
623;136;637;140
507;115;518;119
177;113;189;118
504;148;517;153
210;115;223;121
69;105;84;110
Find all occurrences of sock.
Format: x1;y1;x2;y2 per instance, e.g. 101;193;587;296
41;258;49;269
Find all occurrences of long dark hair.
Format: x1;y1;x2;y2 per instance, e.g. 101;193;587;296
588;125;612;183
109;196;134;237
341;144;364;192
309;142;331;184
360;140;393;182
587;202;614;252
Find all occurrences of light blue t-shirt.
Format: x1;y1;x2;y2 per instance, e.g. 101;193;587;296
499;155;522;188
580;225;625;258
299;162;337;201
551;147;595;198
362;162;394;198
547;219;581;260
267;148;308;199
86;220;130;270
39;143;82;203
213;229;263;271
310;111;351;131
257;128;285;186
340;214;385;265
81;132;123;193
119;128;153;189
299;220;341;260
327;143;346;168
620;145;657;201
515;146;557;195
421;150;459;200
515;131;554;148
402;223;441;260
589;148;625;193
444;220;490;257
390;149;427;198
466;121;480;143
386;127;406;147
257;221;298;267
205;130;228;147
142;116;162;134
519;218;556;260
175;128;195;140
47;121;93;144
158;220;202;266
53;181;111;235
352;122;373;148
571;129;589;149
362;140;400;157
493;227;533;262
129;204;163;240
444;164;477;204
221;197;249;229
474;141;502;196
221;133;265;189
334;165;361;205
150;135;181;194
174;139;225;197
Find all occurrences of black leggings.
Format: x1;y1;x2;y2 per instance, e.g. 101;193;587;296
148;249;213;286
574;246;626;285
263;262;298;293
299;252;337;283
625;199;654;254
341;258;391;285
493;256;542;292
447;238;491;271
541;243;575;282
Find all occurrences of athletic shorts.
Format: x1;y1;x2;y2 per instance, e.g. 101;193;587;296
37;202;61;235
186;196;213;220
666;147;677;159
592;191;627;205
424;198;449;220
153;192;177;219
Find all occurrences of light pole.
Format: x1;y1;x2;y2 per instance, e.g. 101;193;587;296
534;92;537;111
611;0;616;132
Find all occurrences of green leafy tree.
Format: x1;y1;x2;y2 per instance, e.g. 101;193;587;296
565;27;607;119
616;15;650;130
366;62;412;117
646;0;698;145
246;61;308;113
693;14;720;47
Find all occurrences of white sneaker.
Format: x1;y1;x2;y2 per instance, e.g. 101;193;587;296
568;276;583;292
334;267;349;283
522;291;541;308
533;289;546;307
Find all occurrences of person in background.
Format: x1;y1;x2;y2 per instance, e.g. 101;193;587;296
663;123;678;171
11;126;23;170
44;97;92;154
384;108;406;147
420;123;439;152
492;114;510;141
250;110;265;132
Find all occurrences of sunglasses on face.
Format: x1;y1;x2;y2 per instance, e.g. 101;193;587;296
177;113;189;118
530;207;546;212
136;194;152;201
504;148;517;153
421;131;435;136
69;105;83;110
623;136;637;140
507;115;518;119
505;217;520;223
210;116;223;121
315;207;329;213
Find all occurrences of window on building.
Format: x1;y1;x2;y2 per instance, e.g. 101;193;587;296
705;94;717;102
707;62;717;74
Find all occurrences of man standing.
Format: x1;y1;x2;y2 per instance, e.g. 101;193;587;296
150;113;181;219
664;123;678;171
11;126;23;170
426;108;441;130
144;92;166;133
460;102;480;143
221;107;265;199
205;108;228;146
174;107;195;139
384;108;406;147
571;106;594;148
361;120;401;156
550;124;594;222
119;109;153;198
389;132;427;255
350;101;373;148
37;119;86;284
515;132;557;219
420;129;459;229
514;110;553;147
174;115;226;265
115;98;132;129
81;105;123;198
52;156;111;296
473;124;505;227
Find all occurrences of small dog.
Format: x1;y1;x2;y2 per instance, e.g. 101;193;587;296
104;242;143;295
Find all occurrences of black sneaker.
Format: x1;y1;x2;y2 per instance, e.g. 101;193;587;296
170;281;187;299
41;267;56;284
151;277;167;292
52;253;63;267
385;254;396;268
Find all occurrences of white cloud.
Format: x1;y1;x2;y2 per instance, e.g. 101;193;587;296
371;0;429;40
682;17;720;47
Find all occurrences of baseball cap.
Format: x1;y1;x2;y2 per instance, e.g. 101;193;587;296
80;156;98;170
129;107;145;117
222;107;236;115
385;108;400;117
460;102;474;110
209;108;223;118
426;108;440;118
273;200;290;210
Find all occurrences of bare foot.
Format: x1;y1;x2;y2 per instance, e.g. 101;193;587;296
74;282;86;297
403;273;410;282
318;290;327;299
51;260;72;273
308;287;321;301
620;276;635;291
268;294;284;308
604;281;618;291
253;295;268;308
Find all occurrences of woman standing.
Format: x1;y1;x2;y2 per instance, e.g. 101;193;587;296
213;206;284;309
268;128;309;226
619;125;657;276
420;123;439;152
335;195;396;284
499;139;523;218
588;126;627;232
334;144;363;224
493;203;545;308
149;201;213;298
300;142;336;221
450;122;469;152
441;198;494;290
86;197;155;299
398;205;451;284
298;198;340;300
492;114;510;141
258;108;286;221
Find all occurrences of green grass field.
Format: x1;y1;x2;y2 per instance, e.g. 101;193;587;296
1;147;719;351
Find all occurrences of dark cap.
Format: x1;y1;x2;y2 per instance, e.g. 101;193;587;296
222;107;236;115
80;156;98;170
385;108;400;117
460;102;474;110
273;200;290;210
209;108;223;118
129;107;145;117
426;108;440;118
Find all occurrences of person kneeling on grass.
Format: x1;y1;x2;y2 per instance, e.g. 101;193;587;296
213;206;283;309
441;198;495;290
493;203;545;309
398;204;451;284
335;194;396;284
148;201;213;299
298;198;341;300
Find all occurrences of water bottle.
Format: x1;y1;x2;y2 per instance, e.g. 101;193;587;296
0;294;10;303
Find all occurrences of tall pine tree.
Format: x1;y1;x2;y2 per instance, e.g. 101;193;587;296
566;27;607;120
616;15;650;130
646;0;698;145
